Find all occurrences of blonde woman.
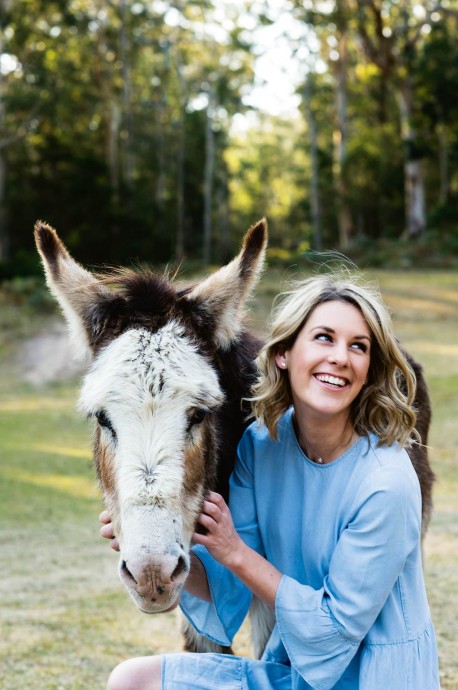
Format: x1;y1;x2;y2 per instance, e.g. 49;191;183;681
103;273;440;690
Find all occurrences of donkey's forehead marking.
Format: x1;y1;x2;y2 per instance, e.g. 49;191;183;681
80;323;223;411
129;324;188;379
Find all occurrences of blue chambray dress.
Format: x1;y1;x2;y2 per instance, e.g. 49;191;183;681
162;408;440;690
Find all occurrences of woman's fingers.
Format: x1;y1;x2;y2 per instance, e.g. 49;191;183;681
99;511;120;551
100;522;115;539
110;537;120;552
193;495;241;567
201;500;222;522
206;491;226;508
99;510;111;525
196;512;217;532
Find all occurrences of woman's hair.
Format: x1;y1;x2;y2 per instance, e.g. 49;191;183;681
250;271;418;448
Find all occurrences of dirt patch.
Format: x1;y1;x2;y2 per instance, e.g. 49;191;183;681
18;320;84;385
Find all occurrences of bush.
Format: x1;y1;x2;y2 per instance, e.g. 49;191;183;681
0;276;56;313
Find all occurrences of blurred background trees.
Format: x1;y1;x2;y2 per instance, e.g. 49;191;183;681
0;0;457;275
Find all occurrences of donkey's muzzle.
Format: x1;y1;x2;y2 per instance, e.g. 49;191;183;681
118;549;190;613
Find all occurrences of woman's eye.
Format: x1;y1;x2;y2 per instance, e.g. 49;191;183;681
351;342;367;352
316;333;332;342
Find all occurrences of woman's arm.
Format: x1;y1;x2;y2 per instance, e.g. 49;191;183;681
183;551;212;603
192;491;282;609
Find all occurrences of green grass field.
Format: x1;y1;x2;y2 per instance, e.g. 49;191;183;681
0;269;457;689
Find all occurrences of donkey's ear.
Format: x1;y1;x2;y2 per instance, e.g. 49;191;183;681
34;221;113;360
185;219;267;349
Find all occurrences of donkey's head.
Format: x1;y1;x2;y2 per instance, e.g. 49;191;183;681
35;220;267;613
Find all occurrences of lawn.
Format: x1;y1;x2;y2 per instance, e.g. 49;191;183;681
0;268;457;689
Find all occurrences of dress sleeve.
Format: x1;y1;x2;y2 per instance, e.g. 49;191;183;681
179;430;264;646
275;464;422;690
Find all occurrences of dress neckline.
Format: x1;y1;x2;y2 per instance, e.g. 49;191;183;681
286;407;365;468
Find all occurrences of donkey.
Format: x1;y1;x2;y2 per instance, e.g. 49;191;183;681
34;218;434;657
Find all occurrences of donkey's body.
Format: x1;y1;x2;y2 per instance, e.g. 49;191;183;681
35;219;433;657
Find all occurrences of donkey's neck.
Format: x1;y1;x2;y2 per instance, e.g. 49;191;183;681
213;330;263;501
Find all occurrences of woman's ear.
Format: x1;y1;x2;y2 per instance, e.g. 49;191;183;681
275;352;288;370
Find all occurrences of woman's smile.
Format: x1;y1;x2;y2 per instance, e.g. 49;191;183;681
313;373;349;388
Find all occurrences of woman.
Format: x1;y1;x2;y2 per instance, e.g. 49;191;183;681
101;272;440;690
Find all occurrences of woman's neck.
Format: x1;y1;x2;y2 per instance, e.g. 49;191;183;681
292;411;356;464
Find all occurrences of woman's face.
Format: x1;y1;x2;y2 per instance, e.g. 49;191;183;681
276;300;372;422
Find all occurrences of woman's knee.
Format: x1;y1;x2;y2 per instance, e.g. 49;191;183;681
106;655;162;690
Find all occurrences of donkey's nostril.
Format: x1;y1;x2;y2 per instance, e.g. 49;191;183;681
121;560;138;585
171;555;188;581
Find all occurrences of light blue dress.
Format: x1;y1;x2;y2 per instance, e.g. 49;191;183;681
162;408;440;689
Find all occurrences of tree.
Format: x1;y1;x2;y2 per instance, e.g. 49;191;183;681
416;13;458;208
303;71;323;251
351;0;443;239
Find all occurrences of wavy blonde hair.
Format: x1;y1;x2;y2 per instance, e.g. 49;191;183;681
250;271;418;448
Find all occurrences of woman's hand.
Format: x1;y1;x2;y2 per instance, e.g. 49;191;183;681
192;491;246;570
99;510;120;552
192;491;282;609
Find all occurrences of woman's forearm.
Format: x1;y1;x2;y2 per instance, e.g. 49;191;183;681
224;540;282;610
184;542;281;610
183;551;212;603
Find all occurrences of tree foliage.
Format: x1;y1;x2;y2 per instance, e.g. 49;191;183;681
0;0;457;274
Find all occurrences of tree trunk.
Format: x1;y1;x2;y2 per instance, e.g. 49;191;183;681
93;11;120;208
333;30;353;250
0;12;8;262
175;109;185;262
175;56;185;262
216;183;231;263
155;98;166;208
0;148;8;262
404;158;426;238
436;113;448;206
108;102;121;205
398;83;426;238
119;0;134;190
303;75;322;252
203;94;215;265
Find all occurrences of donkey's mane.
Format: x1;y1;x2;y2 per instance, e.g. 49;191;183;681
85;267;216;352
98;267;186;309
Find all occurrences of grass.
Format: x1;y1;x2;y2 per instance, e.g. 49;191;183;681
1;269;457;689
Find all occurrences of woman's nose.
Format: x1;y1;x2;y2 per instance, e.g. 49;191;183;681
328;344;349;366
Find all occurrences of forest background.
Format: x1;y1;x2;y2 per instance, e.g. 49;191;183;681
1;0;458;275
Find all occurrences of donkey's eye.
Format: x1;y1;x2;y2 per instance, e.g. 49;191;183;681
96;410;110;428
187;408;208;430
95;410;117;439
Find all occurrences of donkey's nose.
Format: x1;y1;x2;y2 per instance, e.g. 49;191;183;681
171;554;188;581
120;560;138;586
119;551;190;599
